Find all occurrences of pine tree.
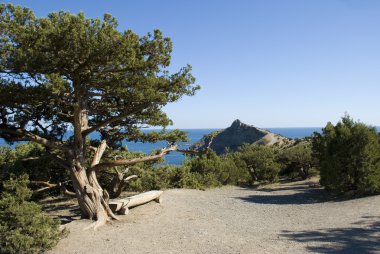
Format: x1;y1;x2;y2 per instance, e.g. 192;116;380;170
0;4;199;228
312;115;380;194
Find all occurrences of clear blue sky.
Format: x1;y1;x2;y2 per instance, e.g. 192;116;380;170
5;0;380;128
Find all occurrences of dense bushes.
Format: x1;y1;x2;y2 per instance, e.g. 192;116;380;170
312;115;380;194
127;165;205;191
0;175;63;254
5;116;379;199
1;141;315;195
0;143;69;195
123;146;284;191
277;141;317;179
1;138;320;196
139;115;379;196
121;151;250;191
184;151;250;186
236;144;280;183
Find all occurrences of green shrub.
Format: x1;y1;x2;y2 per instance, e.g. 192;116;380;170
277;141;317;179
177;170;205;189
126;165;169;192
0;143;69;196
162;166;202;189
0;174;63;254
185;151;250;186
117;150;250;191
126;165;205;191
236;144;280;183
312;115;380;194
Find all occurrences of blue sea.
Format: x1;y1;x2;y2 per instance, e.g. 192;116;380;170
1;127;379;165
121;127;324;165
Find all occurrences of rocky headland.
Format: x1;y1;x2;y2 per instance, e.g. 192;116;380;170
191;119;294;154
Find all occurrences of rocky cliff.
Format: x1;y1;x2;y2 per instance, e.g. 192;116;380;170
191;119;293;154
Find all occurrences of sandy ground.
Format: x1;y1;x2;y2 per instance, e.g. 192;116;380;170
45;179;380;254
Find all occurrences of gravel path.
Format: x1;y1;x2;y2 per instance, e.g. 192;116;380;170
48;179;380;254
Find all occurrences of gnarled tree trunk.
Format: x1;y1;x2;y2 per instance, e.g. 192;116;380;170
69;99;118;229
69;164;116;229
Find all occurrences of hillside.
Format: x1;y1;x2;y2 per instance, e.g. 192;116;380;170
191;119;293;154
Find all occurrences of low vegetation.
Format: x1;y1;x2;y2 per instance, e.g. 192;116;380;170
0;144;69;196
277;140;318;180
0;175;64;254
0;141;311;195
235;144;280;184
85;143;313;192
1;114;380;253
2;115;379;196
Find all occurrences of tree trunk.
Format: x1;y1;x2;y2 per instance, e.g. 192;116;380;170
69;163;117;229
69;91;117;229
248;166;258;184
298;167;307;180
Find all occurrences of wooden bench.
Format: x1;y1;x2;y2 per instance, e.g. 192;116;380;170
109;190;163;215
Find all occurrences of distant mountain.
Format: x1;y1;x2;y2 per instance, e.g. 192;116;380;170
190;119;293;154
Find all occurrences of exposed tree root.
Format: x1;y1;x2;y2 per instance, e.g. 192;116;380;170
84;218;108;231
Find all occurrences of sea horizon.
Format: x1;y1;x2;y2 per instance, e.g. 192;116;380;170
1;127;379;165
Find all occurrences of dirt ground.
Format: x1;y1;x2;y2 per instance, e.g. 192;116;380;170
45;179;380;254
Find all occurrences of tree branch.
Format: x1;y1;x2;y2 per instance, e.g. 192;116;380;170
82;113;130;136
46;151;71;169
88;146;98;152
91;140;108;167
21;156;41;161
30;180;76;196
92;146;177;170
92;145;208;171
20;152;70;169
58;182;77;196
124;175;138;182
31;181;57;190
176;148;209;155
0;125;68;151
82;104;149;136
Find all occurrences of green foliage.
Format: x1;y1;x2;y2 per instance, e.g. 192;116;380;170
0;6;200;219
95;146;204;192
105;143;323;192
0;174;63;254
0;143;69;196
127;165;205;191
185;151;251;186
109;150;250;192
277;141;317;179
96;147;157;191
312;115;380;194
0;3;199;147
236;144;280;183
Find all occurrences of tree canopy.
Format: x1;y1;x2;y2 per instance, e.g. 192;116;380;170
312;115;380;194
0;4;198;146
0;3;199;228
236;144;280;183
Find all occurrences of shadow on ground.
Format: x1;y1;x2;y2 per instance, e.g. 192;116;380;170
40;196;81;224
281;217;380;253
237;184;338;205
